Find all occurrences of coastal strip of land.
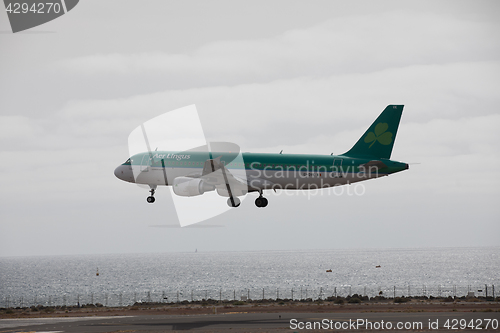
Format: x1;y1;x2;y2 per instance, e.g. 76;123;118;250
1;296;499;319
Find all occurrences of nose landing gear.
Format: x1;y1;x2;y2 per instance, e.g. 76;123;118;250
147;185;157;203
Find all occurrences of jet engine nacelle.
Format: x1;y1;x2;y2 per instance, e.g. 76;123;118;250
172;177;215;197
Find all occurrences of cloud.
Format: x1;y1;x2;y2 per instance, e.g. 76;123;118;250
1;3;499;256
63;10;500;87
400;114;500;157
50;61;500;153
0;116;43;142
2;76;498;203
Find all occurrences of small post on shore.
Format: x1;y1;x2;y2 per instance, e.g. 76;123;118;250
291;288;294;300
393;286;396;298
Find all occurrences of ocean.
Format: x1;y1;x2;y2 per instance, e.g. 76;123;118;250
0;247;498;307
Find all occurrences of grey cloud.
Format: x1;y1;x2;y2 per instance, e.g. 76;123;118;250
63;11;500;88
1;1;499;256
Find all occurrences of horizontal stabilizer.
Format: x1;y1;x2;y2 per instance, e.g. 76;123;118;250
360;160;388;169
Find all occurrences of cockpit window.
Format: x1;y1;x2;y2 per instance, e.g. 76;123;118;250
124;158;131;165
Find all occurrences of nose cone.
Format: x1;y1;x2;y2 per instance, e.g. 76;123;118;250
114;166;122;179
114;165;135;183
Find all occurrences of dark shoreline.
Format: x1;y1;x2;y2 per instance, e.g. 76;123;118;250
2;295;499;319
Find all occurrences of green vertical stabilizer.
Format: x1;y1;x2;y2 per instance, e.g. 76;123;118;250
343;105;404;159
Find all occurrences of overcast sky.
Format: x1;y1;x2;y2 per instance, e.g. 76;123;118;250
1;0;499;257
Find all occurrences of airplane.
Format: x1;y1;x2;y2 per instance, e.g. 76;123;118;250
114;105;409;208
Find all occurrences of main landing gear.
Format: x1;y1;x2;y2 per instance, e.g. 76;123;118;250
255;193;268;208
147;185;156;203
227;197;241;208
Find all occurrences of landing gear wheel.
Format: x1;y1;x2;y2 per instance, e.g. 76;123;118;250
227;197;241;208
147;186;156;203
255;196;268;208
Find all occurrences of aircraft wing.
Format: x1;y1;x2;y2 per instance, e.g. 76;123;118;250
179;156;273;199
201;156;223;177
199;156;249;197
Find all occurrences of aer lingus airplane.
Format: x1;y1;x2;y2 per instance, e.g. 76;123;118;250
114;105;409;208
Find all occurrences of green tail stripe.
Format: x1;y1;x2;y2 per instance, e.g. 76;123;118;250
342;105;404;159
